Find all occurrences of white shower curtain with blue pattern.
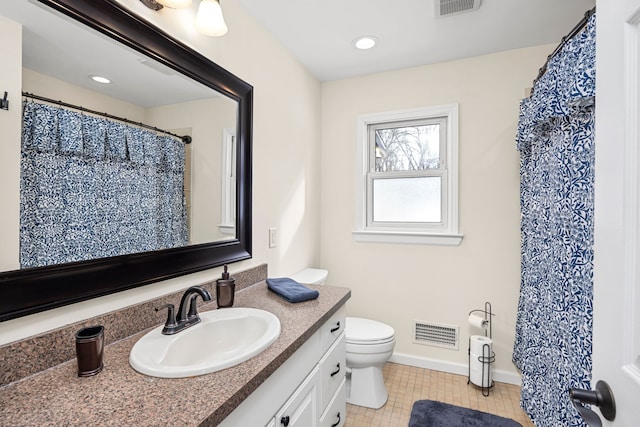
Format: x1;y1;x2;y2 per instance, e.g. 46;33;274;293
20;101;188;268
513;13;595;427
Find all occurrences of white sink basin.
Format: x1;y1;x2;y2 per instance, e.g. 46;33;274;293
129;307;280;378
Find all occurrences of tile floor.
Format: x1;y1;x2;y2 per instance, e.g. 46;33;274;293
344;363;535;426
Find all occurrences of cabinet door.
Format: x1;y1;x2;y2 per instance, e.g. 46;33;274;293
276;366;320;427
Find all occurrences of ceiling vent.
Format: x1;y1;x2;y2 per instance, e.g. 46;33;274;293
436;0;482;18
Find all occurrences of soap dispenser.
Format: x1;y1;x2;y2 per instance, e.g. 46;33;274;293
216;265;235;308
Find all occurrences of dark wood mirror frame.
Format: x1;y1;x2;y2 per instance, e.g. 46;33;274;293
0;0;253;322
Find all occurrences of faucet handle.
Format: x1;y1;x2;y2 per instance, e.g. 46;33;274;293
155;304;178;334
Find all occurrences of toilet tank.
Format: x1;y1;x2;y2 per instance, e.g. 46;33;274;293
290;268;328;285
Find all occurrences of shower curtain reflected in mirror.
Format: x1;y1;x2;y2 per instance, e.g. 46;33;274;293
20;101;188;268
513;12;596;427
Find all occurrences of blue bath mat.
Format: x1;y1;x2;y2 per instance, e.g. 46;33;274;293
409;400;523;427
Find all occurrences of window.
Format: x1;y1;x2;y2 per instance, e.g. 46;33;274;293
354;104;462;245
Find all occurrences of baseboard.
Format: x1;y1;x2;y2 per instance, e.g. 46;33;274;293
389;352;522;386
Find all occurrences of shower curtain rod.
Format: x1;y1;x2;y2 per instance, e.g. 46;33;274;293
533;6;596;88
22;91;192;144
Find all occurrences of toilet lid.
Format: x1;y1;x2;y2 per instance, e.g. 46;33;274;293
346;317;395;343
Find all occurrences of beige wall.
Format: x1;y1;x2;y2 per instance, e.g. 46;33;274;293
0;16;22;272
320;45;554;379
0;0;322;344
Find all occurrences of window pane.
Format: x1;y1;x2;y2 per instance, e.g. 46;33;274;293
372;177;441;223
374;124;440;172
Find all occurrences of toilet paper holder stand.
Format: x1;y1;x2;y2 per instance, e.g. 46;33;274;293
467;302;495;396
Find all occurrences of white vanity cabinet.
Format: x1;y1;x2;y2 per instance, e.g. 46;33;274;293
219;305;346;427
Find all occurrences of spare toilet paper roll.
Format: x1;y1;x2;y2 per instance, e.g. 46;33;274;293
468;312;488;329
469;335;493;387
469;334;493;357
470;359;492;387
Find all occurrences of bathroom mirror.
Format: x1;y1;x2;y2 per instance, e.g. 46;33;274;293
0;0;253;321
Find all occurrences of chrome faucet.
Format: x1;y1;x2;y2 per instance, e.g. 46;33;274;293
155;286;212;335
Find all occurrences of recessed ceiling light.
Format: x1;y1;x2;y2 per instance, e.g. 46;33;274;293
353;36;378;50
89;75;111;84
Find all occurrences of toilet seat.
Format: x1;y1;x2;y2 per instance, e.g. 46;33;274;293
347;336;395;346
346;338;395;355
346;317;395;344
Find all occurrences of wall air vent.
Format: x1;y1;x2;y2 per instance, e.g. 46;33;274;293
414;320;459;349
436;0;482;18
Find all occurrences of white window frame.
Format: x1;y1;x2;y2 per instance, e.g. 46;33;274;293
218;128;236;235
353;104;463;246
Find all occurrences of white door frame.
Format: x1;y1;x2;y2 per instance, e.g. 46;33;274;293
592;1;640;425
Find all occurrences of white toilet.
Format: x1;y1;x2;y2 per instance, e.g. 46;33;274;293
290;268;396;409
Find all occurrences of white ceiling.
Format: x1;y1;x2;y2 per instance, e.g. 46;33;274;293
237;0;596;82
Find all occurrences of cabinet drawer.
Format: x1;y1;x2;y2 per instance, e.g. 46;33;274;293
320;378;346;427
320;332;345;411
321;306;345;354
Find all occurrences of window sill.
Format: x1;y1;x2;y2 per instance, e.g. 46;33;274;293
218;224;235;235
352;230;463;246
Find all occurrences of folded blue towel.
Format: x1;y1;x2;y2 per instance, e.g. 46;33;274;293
267;278;319;303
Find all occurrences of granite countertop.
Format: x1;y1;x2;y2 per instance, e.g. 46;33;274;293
0;282;350;426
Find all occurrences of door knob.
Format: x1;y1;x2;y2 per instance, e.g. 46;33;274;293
569;380;616;427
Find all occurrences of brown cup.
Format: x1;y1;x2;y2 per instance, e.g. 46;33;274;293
75;325;104;377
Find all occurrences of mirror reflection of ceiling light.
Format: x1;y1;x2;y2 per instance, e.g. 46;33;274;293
89;75;111;84
139;0;228;37
353;36;378;50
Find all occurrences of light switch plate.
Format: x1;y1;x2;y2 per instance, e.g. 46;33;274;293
269;227;278;248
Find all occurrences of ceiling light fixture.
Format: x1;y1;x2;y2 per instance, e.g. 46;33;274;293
353;36;378;50
139;0;228;37
89;75;111;84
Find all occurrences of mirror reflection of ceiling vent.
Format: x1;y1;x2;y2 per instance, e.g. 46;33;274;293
436;0;482;17
138;58;176;76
